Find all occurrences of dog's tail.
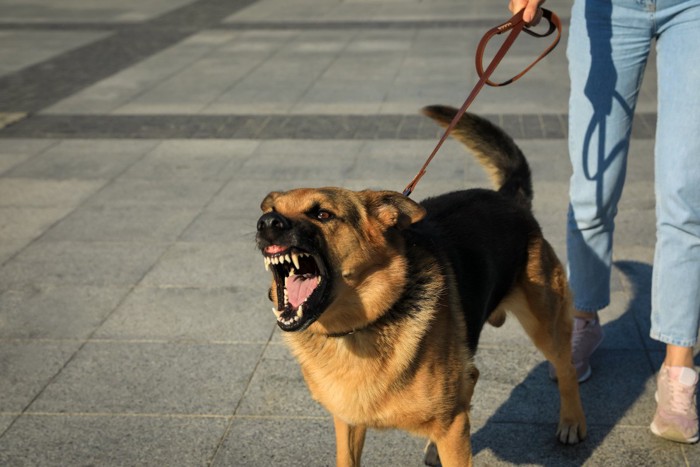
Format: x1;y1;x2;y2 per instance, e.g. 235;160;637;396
422;105;533;210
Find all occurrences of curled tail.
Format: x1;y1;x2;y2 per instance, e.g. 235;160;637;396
422;105;533;210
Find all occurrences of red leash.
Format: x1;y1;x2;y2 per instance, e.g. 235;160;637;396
402;8;562;197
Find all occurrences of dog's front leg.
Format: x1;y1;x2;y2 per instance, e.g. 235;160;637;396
434;410;472;467
333;415;367;467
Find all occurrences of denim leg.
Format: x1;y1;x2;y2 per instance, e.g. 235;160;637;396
566;0;652;312
650;0;700;347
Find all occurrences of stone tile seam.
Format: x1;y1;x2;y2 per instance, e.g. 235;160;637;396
0;113;659;140
0;139;163;269
209;335;273;465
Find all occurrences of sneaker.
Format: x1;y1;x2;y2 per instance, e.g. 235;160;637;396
650;365;699;444
549;317;604;383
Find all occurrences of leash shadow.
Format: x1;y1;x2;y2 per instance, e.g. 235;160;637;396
470;260;660;465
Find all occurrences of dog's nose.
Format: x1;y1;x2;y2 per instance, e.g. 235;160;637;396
257;212;291;233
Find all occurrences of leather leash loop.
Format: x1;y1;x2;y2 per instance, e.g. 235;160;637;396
476;9;561;87
402;8;561;198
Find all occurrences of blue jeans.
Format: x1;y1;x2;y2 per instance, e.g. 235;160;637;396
566;0;700;346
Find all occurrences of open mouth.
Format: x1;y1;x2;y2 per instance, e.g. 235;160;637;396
262;245;330;331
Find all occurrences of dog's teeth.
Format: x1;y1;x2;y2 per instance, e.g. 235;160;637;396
284;254;291;265
291;252;301;270
272;308;281;318
264;257;270;271
296;305;303;318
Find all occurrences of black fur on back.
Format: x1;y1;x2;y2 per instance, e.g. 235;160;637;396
408;106;542;351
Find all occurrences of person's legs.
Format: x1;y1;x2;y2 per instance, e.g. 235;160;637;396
567;0;652;313
650;0;700;353
563;0;652;381
649;0;700;443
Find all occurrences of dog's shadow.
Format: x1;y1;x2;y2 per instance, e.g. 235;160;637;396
469;260;689;465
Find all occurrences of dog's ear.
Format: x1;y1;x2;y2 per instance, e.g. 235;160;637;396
360;190;426;230
260;192;281;212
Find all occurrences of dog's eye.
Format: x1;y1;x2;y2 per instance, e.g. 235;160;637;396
306;204;335;222
316;210;334;221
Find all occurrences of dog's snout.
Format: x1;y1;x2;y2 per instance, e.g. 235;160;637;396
257;212;291;233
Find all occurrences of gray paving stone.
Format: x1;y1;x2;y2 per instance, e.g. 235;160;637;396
0;416;14;435
179;208;260;243
0;285;129;339
0;178;106;207
0;340;82;412
43;36;231;115
0;206;73;241
216;416;334;467
235;343;327;418
235;140;364;181
42;205;201;242
94;286;274;343
0;240;169;287
28;341;264;415
0;239;30;265
224;0;492;24
218;416;428;467
468;346;562;424
687;441;700;467
0;30;109;78
469;421;686;467
517;139;572;182
0;0;195;23
140;241;266;289
5;139;159;180
0;414;228;467
116;52;283;115
349;139;468;183
0;138;56;175
85;178;225;208
0;112;585;140
119;139;258;181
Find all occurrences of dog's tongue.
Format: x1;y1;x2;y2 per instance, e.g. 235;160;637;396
286;274;317;308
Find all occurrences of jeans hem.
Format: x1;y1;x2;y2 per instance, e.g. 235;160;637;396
649;331;697;348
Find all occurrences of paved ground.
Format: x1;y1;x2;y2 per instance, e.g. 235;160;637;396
0;0;697;465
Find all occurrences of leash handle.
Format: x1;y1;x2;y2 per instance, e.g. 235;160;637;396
402;8;561;197
476;8;561;87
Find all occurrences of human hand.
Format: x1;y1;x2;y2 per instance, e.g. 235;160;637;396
508;0;545;25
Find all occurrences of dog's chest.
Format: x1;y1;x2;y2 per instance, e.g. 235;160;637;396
290;337;421;428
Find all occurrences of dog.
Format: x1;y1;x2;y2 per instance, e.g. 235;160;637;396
255;105;586;467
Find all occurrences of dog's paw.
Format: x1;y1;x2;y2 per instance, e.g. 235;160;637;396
556;420;586;445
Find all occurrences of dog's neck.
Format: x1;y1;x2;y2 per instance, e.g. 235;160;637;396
325;243;446;339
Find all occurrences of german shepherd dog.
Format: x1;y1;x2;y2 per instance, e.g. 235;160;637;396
256;106;586;467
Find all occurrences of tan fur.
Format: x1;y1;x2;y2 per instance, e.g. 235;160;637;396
258;186;586;466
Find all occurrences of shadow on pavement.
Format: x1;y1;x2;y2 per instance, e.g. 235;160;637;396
470;260;660;465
